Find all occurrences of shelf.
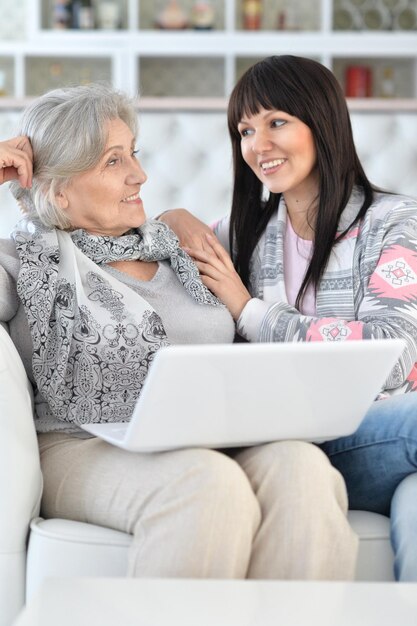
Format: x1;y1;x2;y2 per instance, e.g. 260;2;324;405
1;96;417;113
17;30;417;57
345;98;417;112
1;1;416;101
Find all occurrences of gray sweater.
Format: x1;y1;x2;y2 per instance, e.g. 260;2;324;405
0;238;235;435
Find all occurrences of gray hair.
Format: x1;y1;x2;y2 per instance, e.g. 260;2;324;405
10;83;138;229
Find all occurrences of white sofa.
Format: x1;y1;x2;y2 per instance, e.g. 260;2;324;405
0;324;395;626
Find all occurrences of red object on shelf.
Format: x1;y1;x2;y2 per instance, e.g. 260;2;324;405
242;0;262;30
345;65;373;98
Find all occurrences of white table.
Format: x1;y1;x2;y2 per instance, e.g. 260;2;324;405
13;578;417;626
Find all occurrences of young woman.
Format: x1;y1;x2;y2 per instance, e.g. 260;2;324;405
162;55;417;581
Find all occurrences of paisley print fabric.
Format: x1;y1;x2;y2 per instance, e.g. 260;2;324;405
71;220;220;306
13;218;219;426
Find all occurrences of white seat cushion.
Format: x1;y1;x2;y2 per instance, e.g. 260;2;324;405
26;518;132;601
25;509;394;603
349;511;394;581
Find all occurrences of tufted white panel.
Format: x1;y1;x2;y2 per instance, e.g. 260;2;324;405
138;112;233;224
138;110;417;223
351;113;417;195
0;111;24;236
0;109;416;237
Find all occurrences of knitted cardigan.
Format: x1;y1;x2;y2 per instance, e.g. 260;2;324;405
214;188;417;395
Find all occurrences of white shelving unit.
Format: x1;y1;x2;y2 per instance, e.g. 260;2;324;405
0;0;415;108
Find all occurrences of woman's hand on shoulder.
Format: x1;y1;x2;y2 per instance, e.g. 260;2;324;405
0;136;33;189
184;234;251;321
158;208;218;252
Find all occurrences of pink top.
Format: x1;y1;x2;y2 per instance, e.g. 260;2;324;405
284;218;316;316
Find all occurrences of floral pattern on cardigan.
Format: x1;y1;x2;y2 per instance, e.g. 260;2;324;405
214;188;417;395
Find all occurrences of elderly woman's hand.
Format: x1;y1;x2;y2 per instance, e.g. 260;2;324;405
184;234;252;321
158;208;219;252
0;136;33;189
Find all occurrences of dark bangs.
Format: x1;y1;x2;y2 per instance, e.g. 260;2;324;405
228;56;315;138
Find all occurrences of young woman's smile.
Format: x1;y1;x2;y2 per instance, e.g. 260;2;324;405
259;157;287;176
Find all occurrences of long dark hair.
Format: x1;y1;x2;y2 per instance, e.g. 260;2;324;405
227;55;375;308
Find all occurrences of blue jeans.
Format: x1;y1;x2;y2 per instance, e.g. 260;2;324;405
319;392;417;581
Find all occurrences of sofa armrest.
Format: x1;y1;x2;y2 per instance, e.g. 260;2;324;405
0;323;42;543
0;324;42;625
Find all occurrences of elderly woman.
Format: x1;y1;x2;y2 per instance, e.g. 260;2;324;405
0;83;357;580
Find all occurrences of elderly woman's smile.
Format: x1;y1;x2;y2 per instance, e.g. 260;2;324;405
57;117;147;237
122;191;141;203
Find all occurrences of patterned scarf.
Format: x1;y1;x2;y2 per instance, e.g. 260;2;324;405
13;218;220;426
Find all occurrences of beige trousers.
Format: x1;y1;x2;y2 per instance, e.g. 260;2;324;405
38;434;358;580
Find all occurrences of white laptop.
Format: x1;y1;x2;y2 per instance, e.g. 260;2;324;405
81;339;405;452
